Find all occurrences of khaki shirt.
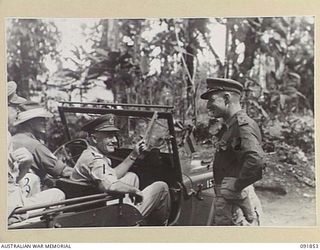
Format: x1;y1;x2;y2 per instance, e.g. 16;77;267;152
213;110;265;191
11;132;65;181
71;146;118;189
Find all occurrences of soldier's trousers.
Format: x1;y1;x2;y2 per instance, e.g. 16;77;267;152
213;185;262;226
8;186;65;225
18;173;41;197
114;172;171;226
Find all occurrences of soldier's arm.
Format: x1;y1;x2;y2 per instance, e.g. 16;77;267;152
95;178;122;193
114;139;146;179
233;126;264;191
98;180;143;204
104;181;141;195
90;157;118;190
11;147;33;182
90;157;142;199
33;144;67;177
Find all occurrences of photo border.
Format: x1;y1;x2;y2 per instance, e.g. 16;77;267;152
0;0;319;242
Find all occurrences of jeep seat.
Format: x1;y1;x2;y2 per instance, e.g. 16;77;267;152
53;178;101;199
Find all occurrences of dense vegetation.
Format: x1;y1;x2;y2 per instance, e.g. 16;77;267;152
7;17;315;192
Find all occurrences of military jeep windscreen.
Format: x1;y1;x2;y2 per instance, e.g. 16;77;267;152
60;113;171;152
57;102;183;224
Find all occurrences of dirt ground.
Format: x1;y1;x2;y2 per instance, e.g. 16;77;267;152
257;187;316;226
252;150;317;227
184;145;317;227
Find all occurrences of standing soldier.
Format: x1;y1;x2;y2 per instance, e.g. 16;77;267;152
201;78;265;226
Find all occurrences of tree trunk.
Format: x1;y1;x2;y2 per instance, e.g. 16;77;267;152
100;20;121;102
224;19;230;78
239;18;261;76
108;20;120;52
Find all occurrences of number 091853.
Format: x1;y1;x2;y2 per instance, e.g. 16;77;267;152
300;244;319;248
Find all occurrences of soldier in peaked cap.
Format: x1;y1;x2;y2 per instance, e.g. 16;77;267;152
201;78;265;226
11;101;73;197
71;114;171;226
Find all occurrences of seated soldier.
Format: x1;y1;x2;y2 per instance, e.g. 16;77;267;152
7;82;65;225
11;101;73;196
8;133;65;225
71;114;171;226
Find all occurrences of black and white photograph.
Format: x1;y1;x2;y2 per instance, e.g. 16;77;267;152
6;16;315;230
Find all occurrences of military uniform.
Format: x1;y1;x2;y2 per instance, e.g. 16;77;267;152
11;132;66;196
201;78;265;226
71;114;171;226
7;85;65;225
71;146;119;186
8;132;26;221
213;110;264;225
8;133;65;225
11;101;68;196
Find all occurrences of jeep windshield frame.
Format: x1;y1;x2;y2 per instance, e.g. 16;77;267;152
57;101;182;183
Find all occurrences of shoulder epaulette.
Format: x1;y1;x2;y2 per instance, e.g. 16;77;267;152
236;112;249;126
83;147;104;160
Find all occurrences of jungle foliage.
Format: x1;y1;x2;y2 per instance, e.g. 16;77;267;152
6;17;314;183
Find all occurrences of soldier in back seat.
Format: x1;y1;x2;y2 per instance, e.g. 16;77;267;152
11;101;73;196
70;114;171;226
7;82;65;225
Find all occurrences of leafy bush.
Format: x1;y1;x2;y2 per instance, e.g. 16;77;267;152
264;114;314;154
